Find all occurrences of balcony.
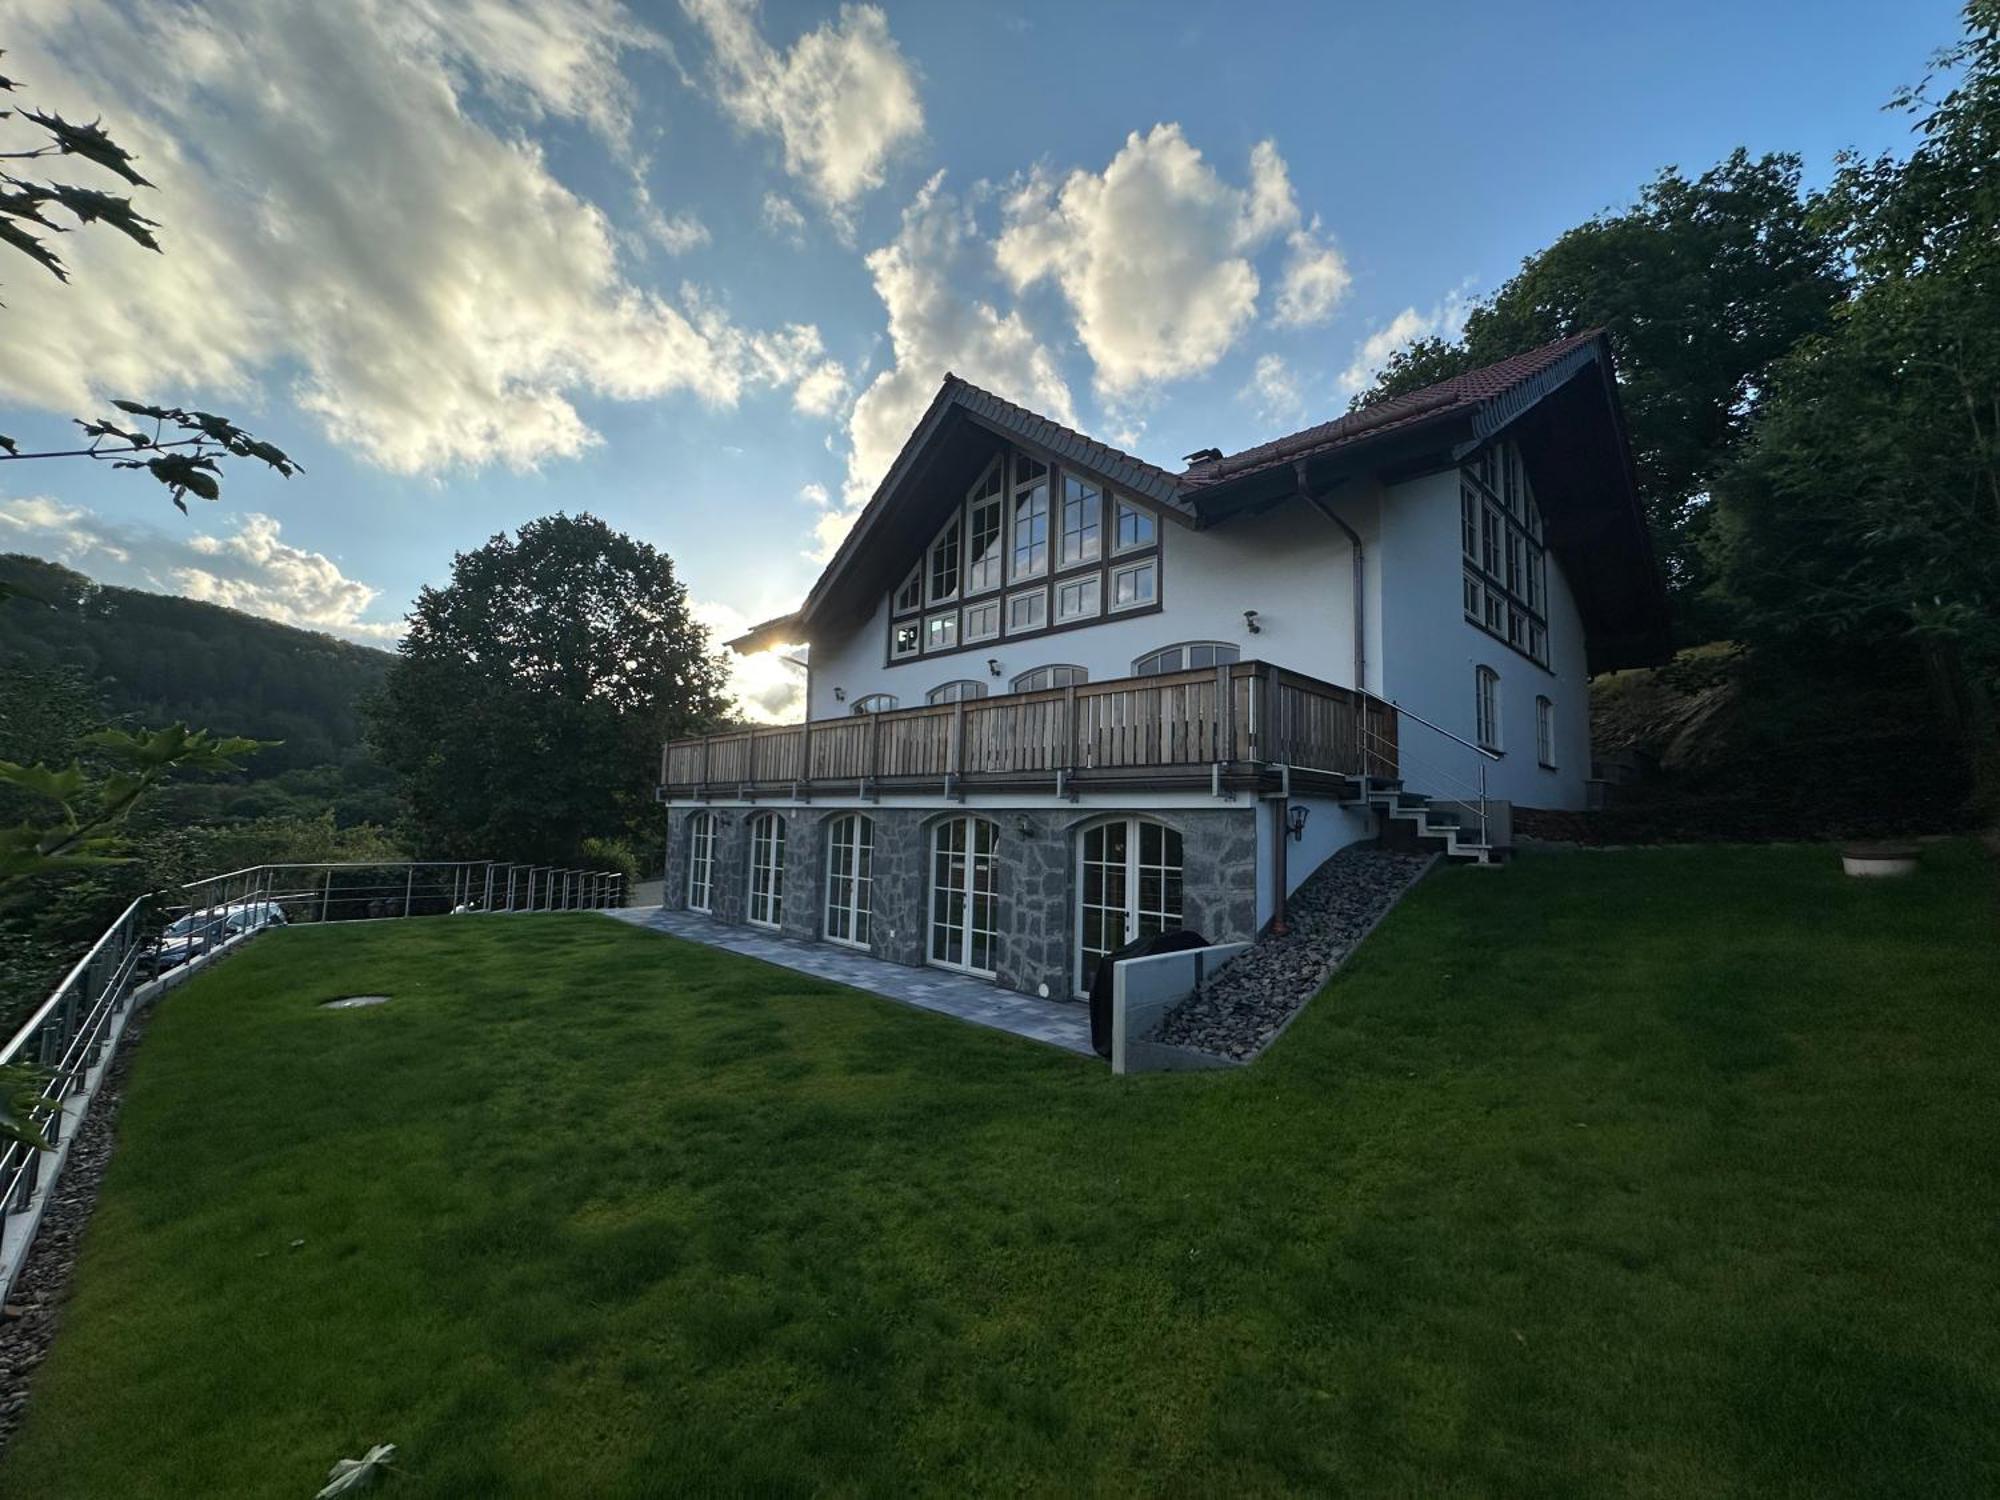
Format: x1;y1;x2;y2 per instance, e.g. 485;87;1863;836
659;659;1399;801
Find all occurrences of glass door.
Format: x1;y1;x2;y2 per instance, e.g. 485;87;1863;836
929;817;998;976
1075;818;1184;995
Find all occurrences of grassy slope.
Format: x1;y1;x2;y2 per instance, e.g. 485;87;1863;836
5;844;1996;1497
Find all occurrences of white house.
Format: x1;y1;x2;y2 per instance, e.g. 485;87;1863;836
658;332;1665;1003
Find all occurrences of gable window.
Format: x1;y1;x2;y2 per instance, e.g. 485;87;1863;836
747;812;785;929
824;813;873;950
1134;642;1238;676
851;693;898;715
1462;439;1549;668
1011;455;1050;580
1109;558;1158;612
924;611;959;653
1006;587;1047;635
1012;664;1087;692
966;468;1005;595
1114;500;1156;554
1059;473;1102;569
1475;666;1502;752
927;679;988;705
890;619;921;661
928;515;960;603
893;564;923;617
1055;573;1101;623
962;598;1000;644
1536;695;1556;768
686;812;715;913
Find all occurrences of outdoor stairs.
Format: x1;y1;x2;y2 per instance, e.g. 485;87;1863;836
1354;777;1500;865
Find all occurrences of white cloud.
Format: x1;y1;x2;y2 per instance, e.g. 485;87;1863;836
1338;284;1476;395
0;498;401;642
826;171;1075;559
0;0;839;474
996;125;1349;396
682;0;922;216
761;191;809;244
1241;353;1306;428
690;597;804;723
638;193;712;254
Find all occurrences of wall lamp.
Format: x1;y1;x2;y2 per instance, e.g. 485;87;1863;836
1287;805;1310;842
1244;609;1262;635
833;686;846;702
987;657;1003;677
1015;815;1034;837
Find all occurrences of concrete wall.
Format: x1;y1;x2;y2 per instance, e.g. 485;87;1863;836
664;803;1260;1001
1112;942;1249;1075
806;487;1385;719
1374;469;1592;811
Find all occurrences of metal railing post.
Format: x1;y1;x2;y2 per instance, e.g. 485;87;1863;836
1479;762;1489;848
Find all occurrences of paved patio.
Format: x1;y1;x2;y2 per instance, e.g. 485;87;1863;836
602;907;1095;1056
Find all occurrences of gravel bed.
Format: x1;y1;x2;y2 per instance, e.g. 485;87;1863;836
0;1008;149;1456
1154;847;1433;1061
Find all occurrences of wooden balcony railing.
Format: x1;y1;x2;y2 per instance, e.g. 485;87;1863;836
659;659;1398;798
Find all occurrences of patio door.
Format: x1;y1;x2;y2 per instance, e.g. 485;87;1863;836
928;817;998;976
823;813;873;949
1075;818;1184;995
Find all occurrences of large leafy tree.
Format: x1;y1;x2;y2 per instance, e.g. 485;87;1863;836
1361;151;1850;610
370;514;730;862
1710;1;2000;817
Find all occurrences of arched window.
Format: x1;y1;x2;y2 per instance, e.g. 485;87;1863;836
929;816;998;976
1133;642;1239;677
686;811;716;913
824;814;874;949
1475;666;1502;751
1535;695;1555;768
926;679;988;705
851;693;898;715
1075;817;1184;995
1011;664;1087;693
746;812;785;929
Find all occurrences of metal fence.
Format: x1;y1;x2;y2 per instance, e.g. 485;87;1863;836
0;859;626;1302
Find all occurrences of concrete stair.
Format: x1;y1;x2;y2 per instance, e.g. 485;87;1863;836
1354;778;1500;865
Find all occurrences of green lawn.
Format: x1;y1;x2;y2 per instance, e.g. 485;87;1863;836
6;843;1997;1497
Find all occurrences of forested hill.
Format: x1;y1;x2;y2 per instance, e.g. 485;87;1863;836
0;553;397;775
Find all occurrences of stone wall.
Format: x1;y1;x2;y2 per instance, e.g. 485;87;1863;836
662;803;1259;1001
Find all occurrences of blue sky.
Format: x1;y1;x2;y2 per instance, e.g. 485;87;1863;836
0;0;1963;715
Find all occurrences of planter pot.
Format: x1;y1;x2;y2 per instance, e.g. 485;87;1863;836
1841;842;1920;878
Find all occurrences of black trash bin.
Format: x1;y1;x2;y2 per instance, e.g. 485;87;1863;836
1087;927;1210;1059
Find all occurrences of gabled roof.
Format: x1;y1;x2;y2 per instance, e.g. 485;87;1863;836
729;331;1667;665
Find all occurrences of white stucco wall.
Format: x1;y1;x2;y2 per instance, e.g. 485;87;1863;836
806;488;1384;718
1253;796;1377;929
1374;470;1591;810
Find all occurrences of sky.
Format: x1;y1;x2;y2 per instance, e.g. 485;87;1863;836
0;0;1966;719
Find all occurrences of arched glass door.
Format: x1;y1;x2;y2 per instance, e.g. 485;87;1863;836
929;817;998;976
824;814;873;949
1076;819;1184;995
747;812;785;929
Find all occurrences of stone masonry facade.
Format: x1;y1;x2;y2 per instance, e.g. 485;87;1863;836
663;804;1259;1002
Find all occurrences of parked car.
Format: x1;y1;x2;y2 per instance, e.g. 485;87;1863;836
150;900;289;971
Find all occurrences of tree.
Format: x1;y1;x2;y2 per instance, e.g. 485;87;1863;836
1358;151;1850;612
0;49;300;510
1709;1;2000;819
369;515;730;862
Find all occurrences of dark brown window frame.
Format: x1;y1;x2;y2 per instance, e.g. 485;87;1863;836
1460;447;1550;670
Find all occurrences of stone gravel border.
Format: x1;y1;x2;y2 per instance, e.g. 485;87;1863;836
0;1008;149;1456
1154;846;1438;1062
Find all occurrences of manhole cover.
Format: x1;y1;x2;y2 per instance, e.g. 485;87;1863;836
320;995;391;1010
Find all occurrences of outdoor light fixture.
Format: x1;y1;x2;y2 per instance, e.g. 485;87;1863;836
1015;815;1033;837
1244;609;1262;634
987;657;1003;677
1287;805;1310;842
833;686;846;702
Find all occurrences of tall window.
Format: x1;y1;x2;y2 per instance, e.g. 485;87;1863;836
747;812;785;928
1475;666;1502;752
1012;664;1087;692
966;461;1004;594
824;814;873;949
1059;473;1102;568
1536;695;1556;768
1134;642;1238;676
929;817;998;976
686;812;715;913
1462;439;1549;667
928;515;960;603
1011;455;1050;579
926;679;987;705
1076;818;1183;995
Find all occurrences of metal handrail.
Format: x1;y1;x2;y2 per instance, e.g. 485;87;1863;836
0;857;630;1302
1358;707;1496;849
1365;690;1502;762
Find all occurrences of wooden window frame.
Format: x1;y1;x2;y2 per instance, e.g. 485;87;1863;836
746;811;785;930
1011;664;1087;692
1475;665;1502;753
1535;695;1556;769
1462;441;1550;669
686;811;715;914
823;812;873;951
926;679;988;705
